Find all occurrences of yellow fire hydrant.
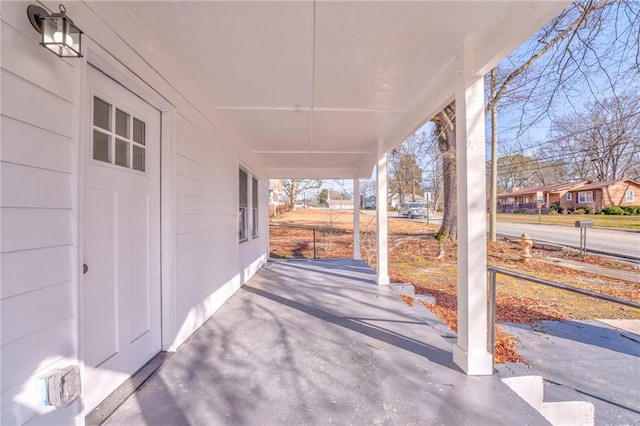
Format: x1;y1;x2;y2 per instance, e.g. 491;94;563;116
520;232;533;262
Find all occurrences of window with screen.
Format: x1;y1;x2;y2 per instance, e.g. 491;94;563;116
252;177;259;238
626;190;635;202
239;169;248;241
577;191;593;204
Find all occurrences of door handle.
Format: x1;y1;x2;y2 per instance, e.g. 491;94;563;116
83;264;89;274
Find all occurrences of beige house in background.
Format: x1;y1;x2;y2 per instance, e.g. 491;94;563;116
269;179;286;216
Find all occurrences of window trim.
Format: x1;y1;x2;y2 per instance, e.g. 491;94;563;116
626;190;635;202
91;94;147;175
577;191;593;204
252;177;259;238
239;168;248;242
566;192;572;201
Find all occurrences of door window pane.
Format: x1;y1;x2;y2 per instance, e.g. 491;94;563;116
133;118;145;145
116;109;130;138
93;130;111;163
133;146;145;171
115;138;130;167
94;97;111;130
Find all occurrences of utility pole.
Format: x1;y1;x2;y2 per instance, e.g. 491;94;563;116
489;68;498;243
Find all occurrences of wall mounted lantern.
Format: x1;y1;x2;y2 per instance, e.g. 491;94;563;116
27;4;82;58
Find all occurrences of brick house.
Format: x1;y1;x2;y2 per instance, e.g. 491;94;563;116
561;179;640;212
496;179;640;213
496;181;587;212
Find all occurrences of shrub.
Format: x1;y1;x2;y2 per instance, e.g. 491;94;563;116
622;206;639;215
603;206;625;215
547;209;558;215
548;203;563;214
514;209;527;214
574;208;587;214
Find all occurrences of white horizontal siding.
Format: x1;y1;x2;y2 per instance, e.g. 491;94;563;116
1;116;73;174
176;194;223;216
1;22;76;102
1;162;72;209
176;230;221;255
176;154;216;185
1;70;75;138
1;6;78;425
1;281;74;346
1;246;73;299
172;110;257;345
175;174;218;200
176;213;234;235
1;317;75;393
1;208;73;253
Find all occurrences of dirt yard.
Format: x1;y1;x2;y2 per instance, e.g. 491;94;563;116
270;209;640;363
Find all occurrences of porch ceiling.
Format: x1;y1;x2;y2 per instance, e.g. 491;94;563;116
124;1;567;179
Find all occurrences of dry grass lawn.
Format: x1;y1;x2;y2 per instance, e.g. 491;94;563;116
497;212;640;230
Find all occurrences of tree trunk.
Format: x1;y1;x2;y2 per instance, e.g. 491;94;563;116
433;103;457;242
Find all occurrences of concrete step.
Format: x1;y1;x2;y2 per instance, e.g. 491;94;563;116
389;283;415;296
390;283;437;304
413;293;437;304
502;375;594;426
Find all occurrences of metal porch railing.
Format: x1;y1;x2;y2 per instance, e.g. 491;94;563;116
487;265;640;366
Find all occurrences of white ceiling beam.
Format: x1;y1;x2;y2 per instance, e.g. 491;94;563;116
268;167;357;179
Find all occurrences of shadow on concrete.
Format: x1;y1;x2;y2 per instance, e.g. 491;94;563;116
130;375;190;426
502;320;640;424
508;320;640;357
103;259;549;425
242;284;452;368
277;259;377;284
544;378;640;416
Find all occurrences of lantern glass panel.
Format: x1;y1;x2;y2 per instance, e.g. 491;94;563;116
42;16;58;44
41;15;81;57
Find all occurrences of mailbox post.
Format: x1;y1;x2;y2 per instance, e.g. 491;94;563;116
575;220;593;255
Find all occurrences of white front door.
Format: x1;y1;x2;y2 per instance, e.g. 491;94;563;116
83;66;161;411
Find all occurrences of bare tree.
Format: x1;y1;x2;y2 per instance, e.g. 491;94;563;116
485;0;639;239
360;180;376;207
553;93;640;181
281;179;323;209
489;0;638;131
530;145;571;185
388;131;429;204
496;154;538;191
423;146;444;213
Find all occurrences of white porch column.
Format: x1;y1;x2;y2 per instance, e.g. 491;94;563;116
353;178;361;260
453;47;493;375
376;152;390;285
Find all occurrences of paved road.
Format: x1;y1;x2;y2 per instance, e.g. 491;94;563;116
373;211;638;260
495;221;639;260
388;213;638;260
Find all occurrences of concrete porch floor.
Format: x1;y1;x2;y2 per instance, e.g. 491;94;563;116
102;259;549;425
